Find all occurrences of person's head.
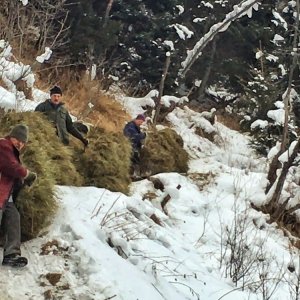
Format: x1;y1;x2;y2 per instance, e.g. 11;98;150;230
50;85;62;105
9;124;29;151
134;114;146;127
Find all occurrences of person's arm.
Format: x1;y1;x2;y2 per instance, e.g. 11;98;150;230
65;111;88;146
34;102;46;112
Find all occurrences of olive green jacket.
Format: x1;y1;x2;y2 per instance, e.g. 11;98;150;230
35;100;85;145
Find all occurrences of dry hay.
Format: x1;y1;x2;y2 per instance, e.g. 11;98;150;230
0;111;83;240
140;128;189;175
3;111;84;186
64;76;129;133
73;126;132;194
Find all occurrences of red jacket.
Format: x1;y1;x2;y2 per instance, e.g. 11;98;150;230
0;137;28;208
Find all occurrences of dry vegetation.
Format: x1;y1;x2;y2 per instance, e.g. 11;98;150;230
140;128;189;175
73;126;132;195
57;73;130;133
0;112;60;240
0;110;132;239
188;172;216;191
216;112;241;131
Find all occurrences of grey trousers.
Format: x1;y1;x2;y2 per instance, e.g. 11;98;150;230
0;202;21;257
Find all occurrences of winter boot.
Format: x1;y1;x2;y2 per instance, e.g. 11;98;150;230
2;254;28;268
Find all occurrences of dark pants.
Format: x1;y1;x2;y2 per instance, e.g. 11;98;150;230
0;202;21;257
131;150;141;165
130;150;141;176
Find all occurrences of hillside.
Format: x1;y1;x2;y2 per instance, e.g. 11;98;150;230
1;2;300;298
0;84;297;299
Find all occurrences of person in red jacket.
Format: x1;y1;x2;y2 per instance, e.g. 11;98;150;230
0;124;37;268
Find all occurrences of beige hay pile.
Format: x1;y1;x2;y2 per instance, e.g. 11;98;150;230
0;111;83;239
74;127;132;194
140;128;189;175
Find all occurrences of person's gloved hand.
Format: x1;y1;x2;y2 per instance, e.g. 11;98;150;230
82;138;89;147
24;171;37;187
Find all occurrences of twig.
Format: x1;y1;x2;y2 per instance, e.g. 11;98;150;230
217;277;285;300
104;295;116;300
91;189;106;219
100;194;122;227
151;283;168;300
169;281;201;299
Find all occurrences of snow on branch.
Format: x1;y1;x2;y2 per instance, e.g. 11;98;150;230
179;0;261;78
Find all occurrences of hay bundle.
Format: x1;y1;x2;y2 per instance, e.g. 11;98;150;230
74;127;132;194
0;111;83;239
140;128;189;175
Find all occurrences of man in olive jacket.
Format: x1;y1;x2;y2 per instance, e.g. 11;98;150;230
35;85;88;146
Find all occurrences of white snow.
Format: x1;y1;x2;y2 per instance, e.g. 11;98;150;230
0;27;299;300
36;47;52;63
251;119;268;130
267;108;285;125
171;24;194;40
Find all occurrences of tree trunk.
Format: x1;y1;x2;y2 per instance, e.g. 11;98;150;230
153;54;171;126
197;37;217;102
266;139;300;211
265;0;299;198
281;0;299;152
103;0;114;28
265;150;283;193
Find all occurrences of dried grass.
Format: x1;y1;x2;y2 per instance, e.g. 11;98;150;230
63;75;130;133
140;128;189;175
216;113;241;131
73;126;132;195
0;111;83;240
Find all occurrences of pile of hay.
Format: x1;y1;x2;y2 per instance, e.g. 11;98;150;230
0;111;188;238
0;111;83;240
140;128;189;175
73;127;132;194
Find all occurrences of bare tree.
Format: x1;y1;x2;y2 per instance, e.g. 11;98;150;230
0;0;70;59
197;37;217;102
265;0;300;208
281;1;300;152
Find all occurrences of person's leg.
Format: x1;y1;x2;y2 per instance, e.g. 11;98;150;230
132;150;140;165
2;202;21;257
1;203;27;267
131;150;141;177
0;209;3;246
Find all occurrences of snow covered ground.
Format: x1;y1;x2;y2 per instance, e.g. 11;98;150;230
0;107;295;299
0;41;298;300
